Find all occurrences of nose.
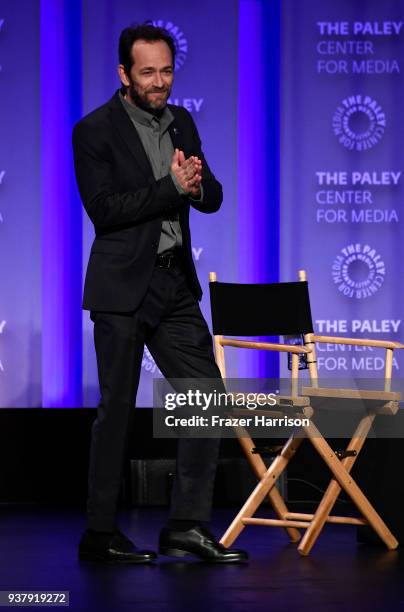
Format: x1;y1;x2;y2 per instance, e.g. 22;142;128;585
153;72;164;88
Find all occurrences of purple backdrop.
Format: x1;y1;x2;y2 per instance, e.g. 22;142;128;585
81;1;238;405
280;0;404;377
0;3;41;406
2;1;403;407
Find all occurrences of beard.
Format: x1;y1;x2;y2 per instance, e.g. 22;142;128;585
127;78;171;115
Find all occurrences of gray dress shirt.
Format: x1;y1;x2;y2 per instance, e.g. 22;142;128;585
120;92;194;254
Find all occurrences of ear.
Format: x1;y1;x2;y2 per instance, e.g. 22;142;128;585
117;64;130;87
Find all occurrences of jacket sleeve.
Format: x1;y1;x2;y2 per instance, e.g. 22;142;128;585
186;113;223;214
72;121;184;229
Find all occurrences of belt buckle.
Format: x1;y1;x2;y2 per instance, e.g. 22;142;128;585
163;255;172;268
157;253;173;268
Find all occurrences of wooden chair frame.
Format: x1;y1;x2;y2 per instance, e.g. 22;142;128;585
209;270;403;555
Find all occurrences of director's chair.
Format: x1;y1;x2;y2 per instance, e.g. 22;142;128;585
209;270;403;555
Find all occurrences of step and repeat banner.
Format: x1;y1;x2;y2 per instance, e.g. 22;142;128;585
280;0;404;377
2;0;403;406
81;0;238;406
0;3;41;406
0;1;237;408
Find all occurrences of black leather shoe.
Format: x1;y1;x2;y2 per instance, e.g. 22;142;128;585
159;525;248;563
79;529;157;564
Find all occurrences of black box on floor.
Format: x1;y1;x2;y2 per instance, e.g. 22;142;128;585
130;458;287;507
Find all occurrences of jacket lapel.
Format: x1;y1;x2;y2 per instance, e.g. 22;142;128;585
108;90;154;178
167;111;190;226
107;93;190;225
168;123;182;152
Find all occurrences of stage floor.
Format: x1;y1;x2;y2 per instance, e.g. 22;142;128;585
0;506;403;612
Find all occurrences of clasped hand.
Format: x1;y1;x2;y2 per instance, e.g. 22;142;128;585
171;149;202;198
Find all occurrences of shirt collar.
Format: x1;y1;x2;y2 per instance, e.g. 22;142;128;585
119;91;174;133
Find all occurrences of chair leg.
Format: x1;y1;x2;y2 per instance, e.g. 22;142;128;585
298;419;370;556
268;487;301;543
220;435;302;548
236;428;301;542
299;422;398;555
298;477;346;556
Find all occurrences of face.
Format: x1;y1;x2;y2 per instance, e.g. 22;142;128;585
119;39;174;112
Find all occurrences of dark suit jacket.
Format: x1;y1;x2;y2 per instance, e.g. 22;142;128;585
72;90;223;312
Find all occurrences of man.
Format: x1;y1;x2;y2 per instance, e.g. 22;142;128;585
72;24;247;564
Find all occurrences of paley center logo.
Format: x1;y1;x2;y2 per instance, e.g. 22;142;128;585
332;95;386;151
152;19;188;70
332;243;385;299
142;345;160;375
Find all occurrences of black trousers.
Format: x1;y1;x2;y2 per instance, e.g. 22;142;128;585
87;260;224;531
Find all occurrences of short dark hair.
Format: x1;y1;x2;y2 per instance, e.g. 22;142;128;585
118;23;176;76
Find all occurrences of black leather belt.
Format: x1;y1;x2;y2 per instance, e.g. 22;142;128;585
155;251;181;269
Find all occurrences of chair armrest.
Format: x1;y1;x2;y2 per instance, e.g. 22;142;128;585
311;335;404;350
220;339;311;354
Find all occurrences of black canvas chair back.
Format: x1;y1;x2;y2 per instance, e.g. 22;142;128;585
209;281;313;337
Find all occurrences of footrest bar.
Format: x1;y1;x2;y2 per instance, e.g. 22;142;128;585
242;518;309;529
284;512;367;526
